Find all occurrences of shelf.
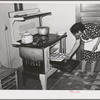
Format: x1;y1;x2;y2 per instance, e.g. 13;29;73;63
2;76;15;85
9;12;52;21
6;83;16;90
14;12;52;20
2;80;16;89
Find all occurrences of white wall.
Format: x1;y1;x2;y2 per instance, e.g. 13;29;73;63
0;3;22;68
23;3;76;53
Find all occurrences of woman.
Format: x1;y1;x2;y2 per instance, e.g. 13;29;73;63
66;22;100;77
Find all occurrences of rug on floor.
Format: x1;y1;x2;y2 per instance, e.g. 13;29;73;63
51;70;100;90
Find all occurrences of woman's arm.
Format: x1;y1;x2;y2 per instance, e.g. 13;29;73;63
81;37;94;43
65;39;81;59
92;37;100;52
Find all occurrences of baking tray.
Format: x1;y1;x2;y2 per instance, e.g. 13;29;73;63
50;59;80;73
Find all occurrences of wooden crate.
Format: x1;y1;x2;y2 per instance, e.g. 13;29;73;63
0;66;18;90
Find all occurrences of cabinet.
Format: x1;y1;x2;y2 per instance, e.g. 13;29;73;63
0;66;18;89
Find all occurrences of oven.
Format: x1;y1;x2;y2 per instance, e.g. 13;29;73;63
19;34;66;74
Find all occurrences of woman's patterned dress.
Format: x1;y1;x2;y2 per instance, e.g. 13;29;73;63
76;23;100;63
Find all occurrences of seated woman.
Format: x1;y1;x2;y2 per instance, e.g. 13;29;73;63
65;22;100;77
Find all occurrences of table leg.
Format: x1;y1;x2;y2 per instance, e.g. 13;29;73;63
39;74;47;90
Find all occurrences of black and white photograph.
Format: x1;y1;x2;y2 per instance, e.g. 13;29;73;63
0;1;100;99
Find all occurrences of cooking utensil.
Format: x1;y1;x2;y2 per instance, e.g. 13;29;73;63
20;31;33;44
37;26;49;35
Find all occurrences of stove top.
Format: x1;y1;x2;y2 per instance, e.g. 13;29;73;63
14;33;67;48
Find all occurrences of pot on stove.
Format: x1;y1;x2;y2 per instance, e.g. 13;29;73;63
37;26;49;35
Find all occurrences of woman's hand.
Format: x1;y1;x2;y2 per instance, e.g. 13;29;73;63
64;53;71;60
63;53;71;63
92;45;98;52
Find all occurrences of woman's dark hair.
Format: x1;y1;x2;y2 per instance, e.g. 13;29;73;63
70;22;85;35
